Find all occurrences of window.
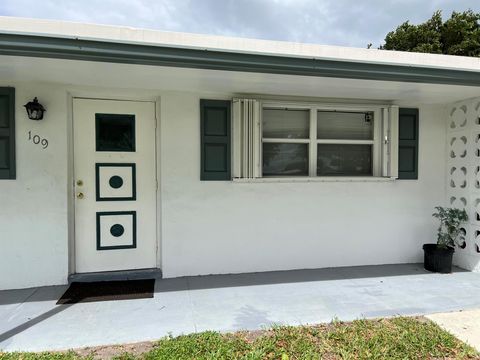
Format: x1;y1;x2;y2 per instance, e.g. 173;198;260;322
261;105;381;177
233;99;399;180
316;110;374;176
262;109;309;176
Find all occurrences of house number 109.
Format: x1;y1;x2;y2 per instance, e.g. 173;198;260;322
28;131;49;149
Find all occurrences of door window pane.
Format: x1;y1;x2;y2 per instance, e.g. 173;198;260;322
263;143;308;176
317;111;373;140
263;109;309;139
317;144;372;176
96;114;135;152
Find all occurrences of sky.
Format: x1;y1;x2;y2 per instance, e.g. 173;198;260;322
0;0;479;48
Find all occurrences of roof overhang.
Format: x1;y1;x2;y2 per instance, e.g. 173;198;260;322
0;33;480;87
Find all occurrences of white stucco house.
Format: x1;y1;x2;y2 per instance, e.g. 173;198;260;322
1;17;480;291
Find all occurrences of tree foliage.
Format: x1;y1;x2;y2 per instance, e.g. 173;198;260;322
380;10;480;56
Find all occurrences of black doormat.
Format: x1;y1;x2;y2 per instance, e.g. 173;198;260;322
57;279;155;304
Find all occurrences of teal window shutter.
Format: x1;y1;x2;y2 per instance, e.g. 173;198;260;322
200;99;231;180
0;88;15;179
398;108;419;180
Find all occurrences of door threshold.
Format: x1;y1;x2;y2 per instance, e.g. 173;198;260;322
69;268;162;283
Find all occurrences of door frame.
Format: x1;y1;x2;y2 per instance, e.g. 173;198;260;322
67;92;162;275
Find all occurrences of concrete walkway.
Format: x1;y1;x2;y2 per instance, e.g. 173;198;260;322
427;309;480;351
1;264;480;352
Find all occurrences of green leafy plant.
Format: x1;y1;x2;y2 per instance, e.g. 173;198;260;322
432;206;468;248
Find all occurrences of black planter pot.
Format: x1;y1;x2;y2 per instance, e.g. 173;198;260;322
423;244;454;273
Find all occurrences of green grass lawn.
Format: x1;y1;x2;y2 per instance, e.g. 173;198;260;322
1;317;478;360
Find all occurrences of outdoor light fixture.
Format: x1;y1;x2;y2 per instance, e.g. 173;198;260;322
24;97;46;120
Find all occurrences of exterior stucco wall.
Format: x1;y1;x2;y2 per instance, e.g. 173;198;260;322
0;83;449;290
0;82;69;290
160;92;447;277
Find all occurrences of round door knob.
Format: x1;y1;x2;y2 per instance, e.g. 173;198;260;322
77;192;84;199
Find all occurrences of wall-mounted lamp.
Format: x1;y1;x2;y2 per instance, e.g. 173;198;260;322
24;97;46;120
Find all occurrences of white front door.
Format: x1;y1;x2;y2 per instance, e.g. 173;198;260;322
73;98;157;273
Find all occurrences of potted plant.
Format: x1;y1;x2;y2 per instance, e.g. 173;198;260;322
423;206;468;273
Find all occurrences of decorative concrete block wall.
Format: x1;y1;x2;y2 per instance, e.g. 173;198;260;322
447;99;480;271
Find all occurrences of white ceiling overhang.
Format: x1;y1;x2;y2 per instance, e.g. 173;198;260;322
0;55;479;104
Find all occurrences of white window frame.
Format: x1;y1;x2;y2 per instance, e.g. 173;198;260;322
232;98;398;181
261;101;385;178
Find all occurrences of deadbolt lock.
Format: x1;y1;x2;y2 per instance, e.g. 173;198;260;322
76;180;83;186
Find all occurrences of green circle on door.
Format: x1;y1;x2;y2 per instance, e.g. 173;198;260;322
109;175;124;189
110;224;125;237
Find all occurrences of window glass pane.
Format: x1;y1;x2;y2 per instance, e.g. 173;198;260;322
317;111;373;140
263;143;308;176
96;114;135;152
263;109;309;139
317;144;372;176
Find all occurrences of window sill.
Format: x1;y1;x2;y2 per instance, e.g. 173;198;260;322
232;176;397;183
